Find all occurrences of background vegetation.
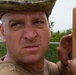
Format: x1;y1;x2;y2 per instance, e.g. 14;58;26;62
45;22;72;63
0;22;72;63
45;28;72;63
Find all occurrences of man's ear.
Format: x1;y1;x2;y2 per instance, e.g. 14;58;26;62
0;23;6;43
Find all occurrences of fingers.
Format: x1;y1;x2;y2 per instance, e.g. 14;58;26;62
57;34;72;67
59;34;72;49
57;47;69;65
68;59;76;75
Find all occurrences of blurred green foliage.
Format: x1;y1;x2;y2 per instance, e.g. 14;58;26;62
45;44;59;63
0;44;6;57
46;28;72;63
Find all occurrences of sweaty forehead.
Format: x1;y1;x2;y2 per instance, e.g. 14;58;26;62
1;10;48;23
1;10;47;19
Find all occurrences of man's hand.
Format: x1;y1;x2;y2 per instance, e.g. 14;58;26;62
57;34;72;65
68;59;76;75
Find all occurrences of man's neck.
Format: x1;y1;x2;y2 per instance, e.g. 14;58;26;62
4;55;45;72
17;58;45;72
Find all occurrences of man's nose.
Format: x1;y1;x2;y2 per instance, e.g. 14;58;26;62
23;26;37;41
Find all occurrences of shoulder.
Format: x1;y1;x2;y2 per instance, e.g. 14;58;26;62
45;59;58;68
0;57;17;75
44;59;60;75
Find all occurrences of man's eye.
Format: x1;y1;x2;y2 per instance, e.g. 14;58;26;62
34;21;44;24
10;22;24;31
33;20;46;28
11;23;21;27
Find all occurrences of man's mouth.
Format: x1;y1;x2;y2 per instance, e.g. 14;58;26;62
23;44;39;52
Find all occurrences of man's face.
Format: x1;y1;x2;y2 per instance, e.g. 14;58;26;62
1;11;51;64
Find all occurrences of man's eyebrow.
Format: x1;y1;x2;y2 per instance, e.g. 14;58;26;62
33;16;47;20
9;19;24;23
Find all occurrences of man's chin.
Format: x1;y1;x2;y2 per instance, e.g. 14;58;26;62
23;55;44;64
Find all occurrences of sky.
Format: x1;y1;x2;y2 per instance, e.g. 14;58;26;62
49;0;76;32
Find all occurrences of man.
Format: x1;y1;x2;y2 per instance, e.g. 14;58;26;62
0;0;72;75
